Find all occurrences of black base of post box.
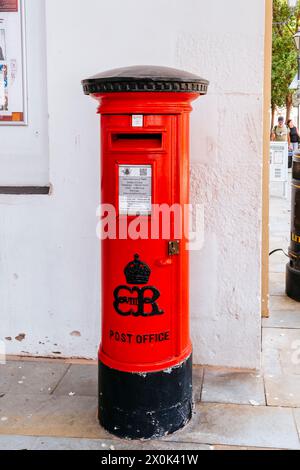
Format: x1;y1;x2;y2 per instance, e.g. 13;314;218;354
286;263;300;302
98;355;193;440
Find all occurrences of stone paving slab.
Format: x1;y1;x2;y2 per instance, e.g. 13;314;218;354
269;273;286;296
269;235;289;248
269;246;289;275
0;434;211;451
164;404;300;450
192;367;204;404
262;347;283;376
0;434;283;451
4;391;298;449
212;445;281;450
201;370;265;406
0;357;300;450
0;435;39;450
5;356;97;366
265;375;300;407
53;364;97;397
0;394;108;439
31;436;211;451
263;328;300;375
270;296;300;312
269;263;287;274
263;327;299;350
0;361;69;396
269;225;290;235
263;310;300;329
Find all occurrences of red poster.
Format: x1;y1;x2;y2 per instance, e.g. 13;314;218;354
0;0;18;12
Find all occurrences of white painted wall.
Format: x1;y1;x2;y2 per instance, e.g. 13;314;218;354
0;0;265;369
0;0;49;186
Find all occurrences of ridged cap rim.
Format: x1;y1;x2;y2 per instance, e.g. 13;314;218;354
82;65;209;95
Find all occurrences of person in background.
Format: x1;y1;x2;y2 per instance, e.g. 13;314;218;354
272;116;290;144
287;119;299;154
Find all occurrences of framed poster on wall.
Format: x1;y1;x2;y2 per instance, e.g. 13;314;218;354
0;0;27;125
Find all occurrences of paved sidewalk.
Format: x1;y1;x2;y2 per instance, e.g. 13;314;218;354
0;358;299;450
0;191;299;450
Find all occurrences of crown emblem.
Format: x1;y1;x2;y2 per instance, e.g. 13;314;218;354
124;254;151;285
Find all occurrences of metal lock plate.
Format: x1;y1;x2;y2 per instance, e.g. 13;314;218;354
168;240;180;256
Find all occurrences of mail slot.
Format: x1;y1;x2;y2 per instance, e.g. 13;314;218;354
82;65;209;439
111;133;163;142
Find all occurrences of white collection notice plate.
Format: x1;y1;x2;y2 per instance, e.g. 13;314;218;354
131;115;143;127
119;165;152;216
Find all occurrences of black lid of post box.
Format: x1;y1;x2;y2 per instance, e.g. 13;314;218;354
82;65;209;95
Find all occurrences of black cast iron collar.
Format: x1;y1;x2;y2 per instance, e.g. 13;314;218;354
82;65;209;95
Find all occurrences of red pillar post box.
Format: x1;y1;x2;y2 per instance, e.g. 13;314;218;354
82;66;209;439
